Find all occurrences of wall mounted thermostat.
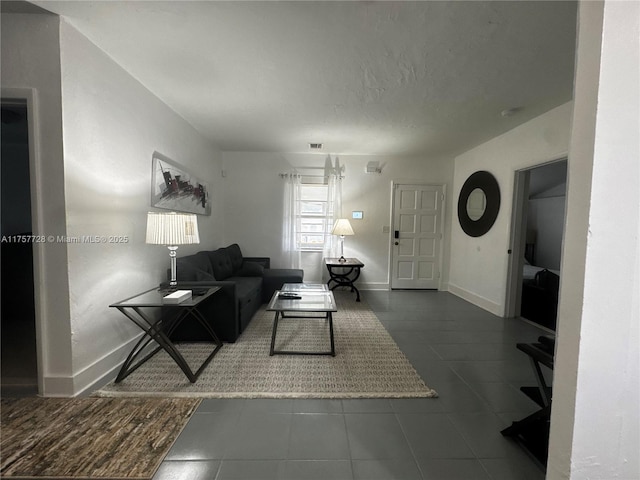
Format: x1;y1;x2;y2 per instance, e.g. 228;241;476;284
352;211;363;220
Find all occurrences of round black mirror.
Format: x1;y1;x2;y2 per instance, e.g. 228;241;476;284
458;171;500;237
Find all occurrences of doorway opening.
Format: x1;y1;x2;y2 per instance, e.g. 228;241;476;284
1;99;38;396
506;159;567;331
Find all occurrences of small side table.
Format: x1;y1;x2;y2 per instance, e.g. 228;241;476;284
325;257;364;302
110;287;222;383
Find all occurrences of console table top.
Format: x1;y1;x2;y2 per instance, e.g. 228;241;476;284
324;257;364;267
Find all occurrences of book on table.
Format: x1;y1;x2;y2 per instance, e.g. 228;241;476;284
162;290;192;304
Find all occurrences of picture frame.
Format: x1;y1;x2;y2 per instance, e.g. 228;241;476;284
150;151;211;215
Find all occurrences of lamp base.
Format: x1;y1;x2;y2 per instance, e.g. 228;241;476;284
168;245;179;291
338;235;347;263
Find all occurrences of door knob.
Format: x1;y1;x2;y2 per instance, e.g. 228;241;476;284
394;241;399;245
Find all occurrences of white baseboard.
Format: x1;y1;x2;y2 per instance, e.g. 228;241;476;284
42;333;145;397
42;376;75;397
358;282;390;291
359;282;450;292
447;283;504;317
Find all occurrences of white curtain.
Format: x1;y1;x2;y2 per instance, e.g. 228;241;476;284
323;170;343;260
282;172;302;269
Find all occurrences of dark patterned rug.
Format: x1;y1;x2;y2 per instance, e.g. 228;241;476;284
0;397;200;479
97;293;437;399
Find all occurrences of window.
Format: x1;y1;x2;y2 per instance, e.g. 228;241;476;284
298;183;332;250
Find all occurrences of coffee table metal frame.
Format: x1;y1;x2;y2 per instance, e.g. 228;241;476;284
110;286;222;383
267;283;337;356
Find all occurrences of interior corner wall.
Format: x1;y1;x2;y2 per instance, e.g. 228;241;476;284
1;13;73;396
547;1;640;478
448;102;573;316
54;19;223;396
220;152;454;288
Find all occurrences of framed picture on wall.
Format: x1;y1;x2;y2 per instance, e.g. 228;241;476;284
150;151;211;215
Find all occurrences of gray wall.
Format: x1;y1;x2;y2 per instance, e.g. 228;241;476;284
448;102;573;315
221;152;454;289
527;161;567;270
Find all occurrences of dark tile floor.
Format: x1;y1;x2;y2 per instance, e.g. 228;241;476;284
154;290;550;480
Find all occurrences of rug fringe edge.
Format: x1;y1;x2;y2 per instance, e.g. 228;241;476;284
94;390;438;399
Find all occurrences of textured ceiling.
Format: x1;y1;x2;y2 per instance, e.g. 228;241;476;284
30;1;577;157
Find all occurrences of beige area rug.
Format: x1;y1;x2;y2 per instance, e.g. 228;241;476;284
97;293;437;399
0;397;200;479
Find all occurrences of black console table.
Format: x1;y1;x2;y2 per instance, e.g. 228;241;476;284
325;257;364;302
501;335;555;467
110;287;222;383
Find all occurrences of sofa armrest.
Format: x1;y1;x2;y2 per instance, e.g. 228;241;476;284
243;257;270;269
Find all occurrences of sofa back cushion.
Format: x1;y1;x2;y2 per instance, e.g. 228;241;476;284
225;244;244;272
207;248;233;280
175;256;202;281
192;251;214;276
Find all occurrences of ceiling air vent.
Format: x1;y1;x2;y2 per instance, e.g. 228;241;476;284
309;143;323;150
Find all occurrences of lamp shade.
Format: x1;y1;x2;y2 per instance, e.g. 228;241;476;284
146;212;200;245
331;218;354;236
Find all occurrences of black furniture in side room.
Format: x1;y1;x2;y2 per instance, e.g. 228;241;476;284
521;269;560;330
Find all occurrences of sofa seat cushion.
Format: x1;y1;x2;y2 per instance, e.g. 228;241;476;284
229;276;262;301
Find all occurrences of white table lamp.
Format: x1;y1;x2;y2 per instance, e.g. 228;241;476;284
331;218;354;262
146;212;200;288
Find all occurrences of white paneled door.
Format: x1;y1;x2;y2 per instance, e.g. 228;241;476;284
391;184;444;289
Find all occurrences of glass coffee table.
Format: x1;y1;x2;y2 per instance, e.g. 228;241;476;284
281;283;329;293
267;283;337;356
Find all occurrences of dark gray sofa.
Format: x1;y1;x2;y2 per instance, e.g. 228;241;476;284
167;244;303;342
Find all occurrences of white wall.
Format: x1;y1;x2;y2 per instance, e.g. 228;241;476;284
221;152;454;288
2;15;224;396
1;13;73;395
548;1;640;478
448;102;573;315
58;20;224;395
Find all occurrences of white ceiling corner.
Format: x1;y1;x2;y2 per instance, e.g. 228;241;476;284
30;0;578;157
